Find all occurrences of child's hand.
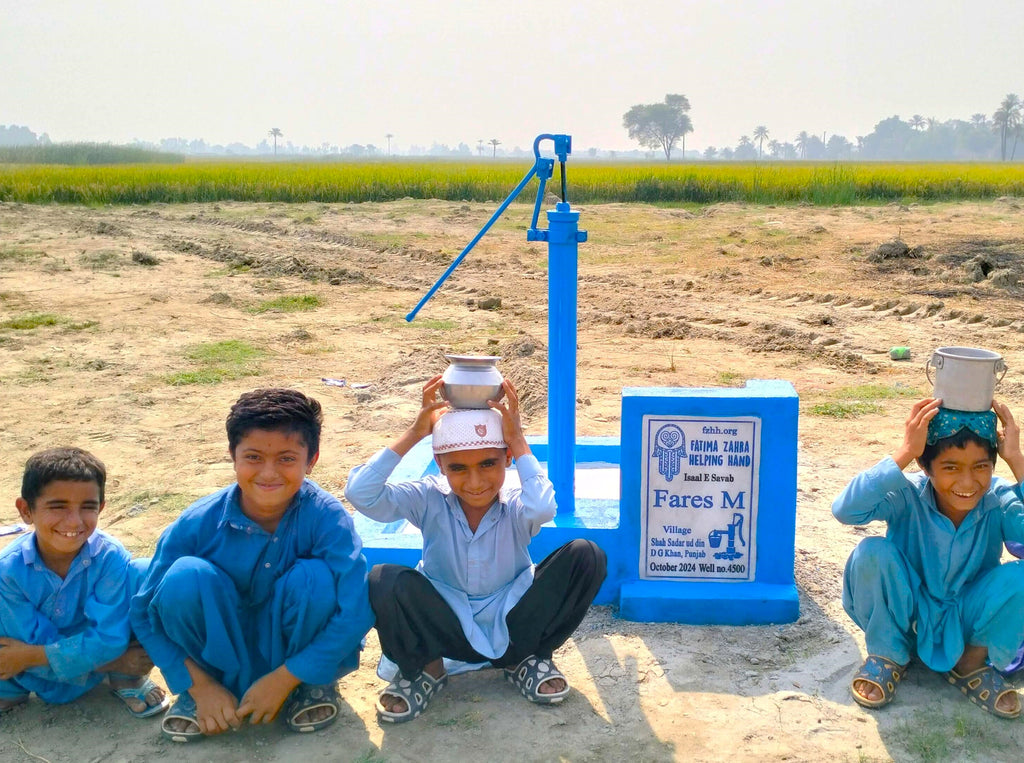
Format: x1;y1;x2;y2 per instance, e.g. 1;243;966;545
0;637;46;679
237;665;300;724
390;374;450;457
188;676;242;735
993;399;1024;482
893;397;942;470
489;380;529;458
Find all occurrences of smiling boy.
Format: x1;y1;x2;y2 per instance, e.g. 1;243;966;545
130;388;373;742
0;447;166;718
834;398;1024;719
345;375;606;723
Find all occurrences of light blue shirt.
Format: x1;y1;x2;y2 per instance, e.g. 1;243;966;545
833;457;1024;667
0;529;131;686
130;479;373;693
345;447;556;660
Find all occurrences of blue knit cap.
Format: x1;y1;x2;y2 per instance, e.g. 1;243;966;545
926;408;998;447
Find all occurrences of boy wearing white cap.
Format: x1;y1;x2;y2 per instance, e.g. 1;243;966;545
345;375;606;723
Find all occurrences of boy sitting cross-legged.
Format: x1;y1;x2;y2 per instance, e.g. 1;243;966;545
130;388;374;742
345;375;607;723
834;397;1024;719
0;447;167;719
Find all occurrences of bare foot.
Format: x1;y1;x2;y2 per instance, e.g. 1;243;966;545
852;678;883;704
538;675;567;694
292;705;334;725
164;715;201;735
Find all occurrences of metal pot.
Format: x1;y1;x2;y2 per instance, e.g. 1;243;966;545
441;355;503;409
926;346;1007;412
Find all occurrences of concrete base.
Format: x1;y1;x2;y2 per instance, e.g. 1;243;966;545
618;580;799;624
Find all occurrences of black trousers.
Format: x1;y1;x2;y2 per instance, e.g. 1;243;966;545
368;539;607;678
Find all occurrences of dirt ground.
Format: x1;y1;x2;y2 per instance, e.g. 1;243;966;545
2;196;1024;762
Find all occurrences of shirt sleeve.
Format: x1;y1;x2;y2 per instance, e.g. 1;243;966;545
283;500;374;685
129;521;196;694
832;456;912;526
42;546;132;682
994;479;1024;545
509;454;557;537
344;447;430;527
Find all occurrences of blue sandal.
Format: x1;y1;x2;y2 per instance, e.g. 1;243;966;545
107;672;170;719
851;655;908;709
945;666;1022;719
160;693;203;743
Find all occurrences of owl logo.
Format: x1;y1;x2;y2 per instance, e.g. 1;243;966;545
475;424;488;437
652;424;686;481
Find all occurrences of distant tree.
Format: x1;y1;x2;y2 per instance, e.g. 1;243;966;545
826;134;853;159
971;113;989;127
781;142;798;160
268;127;283;156
703;146;717;160
753;125;769;158
477;139;485;156
385;133;394;156
622;93;693;160
489;138;501;157
794;131;810;159
767;139;781;159
909;115;926;131
993;93;1022;161
926;117;940;131
734;135;757;160
719;147;734;160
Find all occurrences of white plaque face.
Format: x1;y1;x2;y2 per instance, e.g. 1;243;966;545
640;415;759;581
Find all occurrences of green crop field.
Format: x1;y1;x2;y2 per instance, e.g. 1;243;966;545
1;159;1022;205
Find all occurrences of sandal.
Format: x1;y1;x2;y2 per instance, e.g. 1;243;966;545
161;693;203;743
504;656;570;705
107;672;171;719
945;665;1022;720
376;670;448;724
850;655;908;709
283;683;340;733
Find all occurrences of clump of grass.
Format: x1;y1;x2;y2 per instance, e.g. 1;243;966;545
0;245;41;262
0;313;63;330
717;370;745;386
250;294;321;313
166;339;267;386
807;382;920;418
79;249;126;270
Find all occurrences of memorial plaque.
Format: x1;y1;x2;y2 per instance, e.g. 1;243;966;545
640;415;760;581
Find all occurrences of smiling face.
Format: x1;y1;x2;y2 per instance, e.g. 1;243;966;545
16;479;102;574
232;428;318;531
920;441;995;523
435;447;512;514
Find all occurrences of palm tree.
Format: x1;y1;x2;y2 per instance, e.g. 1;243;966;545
476;139;485;156
385;133;394;156
268;127;283;156
753;125;769;158
909;115;926;131
489;138;501;157
767;139;781;159
971;113;989;128
993;94;1022;161
794;131;810;159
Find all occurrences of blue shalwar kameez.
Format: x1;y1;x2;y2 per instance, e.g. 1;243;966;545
129;480;373;698
0;530;144;703
833;457;1024;672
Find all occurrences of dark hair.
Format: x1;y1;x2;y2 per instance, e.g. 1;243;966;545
919;427;997;472
21;447;107;507
226;388;322;459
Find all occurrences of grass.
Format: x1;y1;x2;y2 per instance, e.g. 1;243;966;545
0;143;183;165
807;383;921;418
166;339;267;386
0;245;42;262
891;706;1007;763
250;294;321;313
0;313;63;330
2;160;1023;206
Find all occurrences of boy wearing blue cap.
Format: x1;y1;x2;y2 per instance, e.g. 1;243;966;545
834;397;1024;718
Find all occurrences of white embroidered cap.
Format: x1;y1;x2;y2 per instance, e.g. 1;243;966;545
432;409;507;454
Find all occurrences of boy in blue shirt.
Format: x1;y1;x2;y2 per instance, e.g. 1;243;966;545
1;447;167;718
130;388;373;742
346;376;606;723
834;398;1024;718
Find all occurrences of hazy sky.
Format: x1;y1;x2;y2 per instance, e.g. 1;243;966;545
5;0;1024;153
